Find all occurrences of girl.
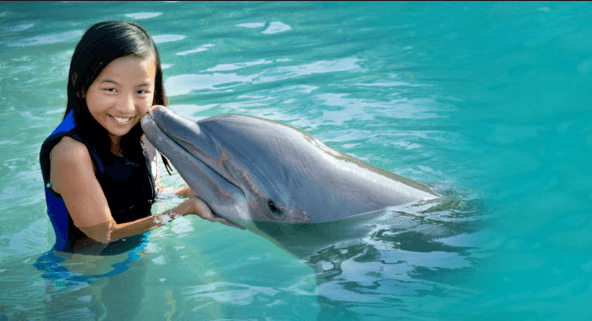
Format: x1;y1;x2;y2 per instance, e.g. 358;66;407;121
39;21;212;255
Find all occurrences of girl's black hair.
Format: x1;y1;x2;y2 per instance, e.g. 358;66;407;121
64;21;172;172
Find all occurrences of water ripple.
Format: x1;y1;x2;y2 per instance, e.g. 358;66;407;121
204;59;273;72
0;219;48;258
2;22;35;33
124;12;162;20
262;21;292;34
7;30;83;47
175;44;215;56
152;34;186;44
165;58;363;96
165;73;257;96
185;282;280;305
235;22;265;29
254;58;364;83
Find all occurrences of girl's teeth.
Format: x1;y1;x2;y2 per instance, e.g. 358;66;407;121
113;116;131;123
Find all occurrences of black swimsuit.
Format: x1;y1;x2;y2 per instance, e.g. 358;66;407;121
39;110;157;255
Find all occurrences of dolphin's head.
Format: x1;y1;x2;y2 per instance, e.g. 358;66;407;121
142;106;440;259
141;106;313;227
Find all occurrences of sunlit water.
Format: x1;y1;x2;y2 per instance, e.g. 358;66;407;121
1;2;591;320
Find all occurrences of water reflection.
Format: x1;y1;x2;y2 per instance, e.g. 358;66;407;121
235;22;266;29
166;72;257;96
176;44;215;56
35;250;148;321
204;59;272;72
261;21;292;34
165;57;363;97
254;58;364;83
307;191;486;317
185;281;280;305
313;93;441;127
152;34;186;44
2;22;35;33
235;21;292;34
124;12;162;20
7;30;83;47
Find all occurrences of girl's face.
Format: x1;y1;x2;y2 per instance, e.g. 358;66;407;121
85;54;157;143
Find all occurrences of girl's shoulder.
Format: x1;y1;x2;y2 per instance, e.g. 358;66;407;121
49;136;97;195
50;136;93;167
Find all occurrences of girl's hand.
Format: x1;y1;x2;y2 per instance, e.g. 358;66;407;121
186;197;212;220
180;197;245;230
175;185;195;198
157;185;194;198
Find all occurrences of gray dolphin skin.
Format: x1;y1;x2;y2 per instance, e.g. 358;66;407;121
141;106;439;258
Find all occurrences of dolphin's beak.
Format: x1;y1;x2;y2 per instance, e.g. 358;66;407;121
142;106;245;231
140;110;153;129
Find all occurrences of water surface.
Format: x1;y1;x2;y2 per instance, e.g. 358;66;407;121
1;2;590;320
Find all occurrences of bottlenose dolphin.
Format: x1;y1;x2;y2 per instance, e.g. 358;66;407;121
141;106;439;258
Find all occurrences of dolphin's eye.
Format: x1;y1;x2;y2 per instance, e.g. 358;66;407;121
268;200;282;216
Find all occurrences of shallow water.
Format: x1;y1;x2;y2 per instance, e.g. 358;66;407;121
0;1;590;320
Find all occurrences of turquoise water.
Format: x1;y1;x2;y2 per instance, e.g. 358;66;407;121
1;1;591;320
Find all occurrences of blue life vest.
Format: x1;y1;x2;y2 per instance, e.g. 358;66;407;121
39;110;156;254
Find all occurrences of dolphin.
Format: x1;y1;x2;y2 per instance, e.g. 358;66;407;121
141;106;439;258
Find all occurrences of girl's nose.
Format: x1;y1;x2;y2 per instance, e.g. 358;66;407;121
116;94;136;113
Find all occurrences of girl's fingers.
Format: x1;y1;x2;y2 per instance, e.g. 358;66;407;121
192;198;244;230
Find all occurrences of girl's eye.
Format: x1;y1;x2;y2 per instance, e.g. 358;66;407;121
137;90;147;95
103;88;116;93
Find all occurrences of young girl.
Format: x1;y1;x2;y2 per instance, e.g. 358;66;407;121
39;21;212;255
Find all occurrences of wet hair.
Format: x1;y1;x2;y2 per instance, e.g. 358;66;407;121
64;21;169;165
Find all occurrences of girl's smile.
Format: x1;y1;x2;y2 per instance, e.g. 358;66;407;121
110;116;133;124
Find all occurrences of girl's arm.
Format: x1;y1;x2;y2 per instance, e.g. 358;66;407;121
80;197;210;244
50;137;209;244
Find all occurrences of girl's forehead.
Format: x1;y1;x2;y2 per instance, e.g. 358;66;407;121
98;55;157;82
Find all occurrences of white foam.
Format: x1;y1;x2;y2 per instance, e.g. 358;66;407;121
175;44;215;56
124;12;162;20
262;21;292;34
152;34;186;44
8;30;83;47
236;22;265;29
